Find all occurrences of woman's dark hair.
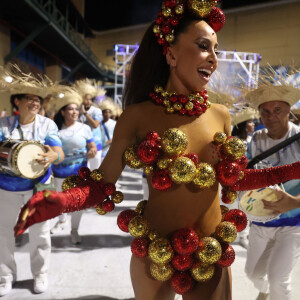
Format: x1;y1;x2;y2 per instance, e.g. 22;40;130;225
232;121;248;140
54;105;68;130
122;15;203;108
10;94;43;111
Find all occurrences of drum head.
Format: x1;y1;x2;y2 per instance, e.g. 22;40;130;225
239;187;281;223
16;142;46;179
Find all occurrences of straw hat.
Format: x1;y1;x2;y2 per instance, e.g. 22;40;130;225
49;84;82;112
0;64;51;99
74;79;98;98
99;98;116;113
231;107;259;126
244;66;300;108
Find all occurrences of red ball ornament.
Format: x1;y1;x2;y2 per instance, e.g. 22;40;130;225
151;170;173;191
103;183;116;196
172;254;194;271
170;95;178;103
236;155;248;170
117;210;138;232
131;237;149;258
224;209;247;232
102;199;115;212
171;271;194;295
158;37;165;45
216;243;235;268
162;24;171;34
172;228;199;255
165;0;177;8
215;161;241;186
155;16;164;25
179;95;188;104
207;7;226;32
179;108;187;115
184;153;198;165
78;167;91;180
146;131;160;142
137;140;160;165
171;18;179;26
221;194;233;205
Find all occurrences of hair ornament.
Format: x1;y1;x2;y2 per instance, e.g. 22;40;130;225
153;0;225;55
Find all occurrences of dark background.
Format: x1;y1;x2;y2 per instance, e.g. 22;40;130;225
85;0;279;31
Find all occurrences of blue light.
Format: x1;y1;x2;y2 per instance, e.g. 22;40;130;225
114;45;118;52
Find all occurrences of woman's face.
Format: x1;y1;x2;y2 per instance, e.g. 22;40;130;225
167;20;218;93
246;119;255;133
14;94;41;117
62;103;79;123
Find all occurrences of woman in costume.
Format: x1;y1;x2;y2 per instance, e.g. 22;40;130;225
14;1;300;299
50;88;97;244
0;66;64;296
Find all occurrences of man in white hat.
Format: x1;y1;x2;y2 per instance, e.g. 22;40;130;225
244;84;300;300
0;69;64;296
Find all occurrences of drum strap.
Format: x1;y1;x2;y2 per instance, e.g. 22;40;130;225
17;125;24;140
247;132;300;169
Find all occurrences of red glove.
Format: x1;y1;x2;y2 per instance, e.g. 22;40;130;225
234;161;300;191
14;179;108;236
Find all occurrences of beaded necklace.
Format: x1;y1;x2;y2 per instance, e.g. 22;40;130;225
149;86;211;116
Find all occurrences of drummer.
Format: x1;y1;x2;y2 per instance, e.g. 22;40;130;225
0;68;64;297
50;88;97;244
244;70;300;300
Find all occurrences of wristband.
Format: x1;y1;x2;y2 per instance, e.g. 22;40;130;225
54;151;61;163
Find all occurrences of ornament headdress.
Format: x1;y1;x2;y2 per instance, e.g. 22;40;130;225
48;83;82;113
153;0;225;55
0;64;52;99
74;79;98;98
99;98;116;114
245;65;300;109
231;107;258;127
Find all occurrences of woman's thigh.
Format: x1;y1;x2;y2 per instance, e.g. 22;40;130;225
130;255;176;300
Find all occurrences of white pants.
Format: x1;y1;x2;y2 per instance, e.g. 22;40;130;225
88;150;102;171
245;224;300;300
0;189;51;283
54;178;83;230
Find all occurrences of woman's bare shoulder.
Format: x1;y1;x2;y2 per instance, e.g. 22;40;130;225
210;103;230;116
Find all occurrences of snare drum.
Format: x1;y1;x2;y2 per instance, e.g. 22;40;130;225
0;140;46;179
239;187;281;223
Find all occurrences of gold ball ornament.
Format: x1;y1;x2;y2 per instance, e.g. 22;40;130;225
150;263;174;281
213;132;227;145
166;106;175;114
96;204;107;215
163;99;170;107
222;137;246;160
169;157;197;184
191;262;215;282
175;4;184;15
173;102;182;111
148;230;160;241
162;7;172;17
149;237;174;265
143;165;154;176
135;200;148;215
206;100;211;108
196;237;222;264
153;24;161;34
215;221;237;243
112;191;124;204
62;175;79;191
188;0;213;18
123;146;143;169
165;34;175;43
220;205;229;219
154;86;163;93
90;169;104;182
227;190;237;201
162;128;188;156
162;91;170;98
193;163;215;188
239;171;245;180
185;102;194;111
157;158;172;169
128;216;149;238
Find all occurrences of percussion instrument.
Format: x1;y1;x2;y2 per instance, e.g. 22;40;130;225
0;140;46;179
239;187;281;223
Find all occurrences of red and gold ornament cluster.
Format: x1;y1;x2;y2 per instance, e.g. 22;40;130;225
123;128;216;191
61;167;124;215
117;200;247;294
150;85;211;116
153;0;225;55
